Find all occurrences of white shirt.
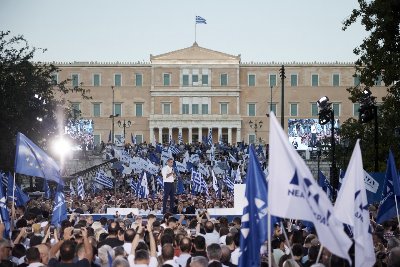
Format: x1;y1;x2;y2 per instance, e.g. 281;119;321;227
231;247;240;265
161;165;174;183
128;254;158;267
163;259;180;267
123;242;132;255
199;231;220;247
176;252;191;267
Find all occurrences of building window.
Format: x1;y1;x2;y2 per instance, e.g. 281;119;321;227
192;104;199;114
269;74;277;87
249;134;256;144
220;103;228;115
114;103;122;116
93;103;101;117
135;74;143;87
248;74;256;86
163;73;171;86
114;74;122;87
354;74;361;86
192;74;199;85
311;103;318;116
136;135;143;144
202;74;208;85
374;75;382;86
182;104;189;114
183;74;189;86
291;74;298;87
333;103;340;116
332;74;340;87
202;104;208;114
269;103;277;114
51;73;58;85
353;103;360;117
71;74;79;87
163;103;171;114
290;103;298;116
248;103;256;116
93;134;101;147
93;74;101;86
71;102;80;118
220;73;228;86
311;74;319;87
135;103;143;117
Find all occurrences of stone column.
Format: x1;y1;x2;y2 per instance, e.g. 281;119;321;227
188;127;193;144
178;128;183;143
218;127;222;142
158;128;163;144
198;127;202;144
228;127;232;145
236;128;242;143
150;128;154;143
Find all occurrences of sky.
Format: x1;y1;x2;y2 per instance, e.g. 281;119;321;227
0;0;366;63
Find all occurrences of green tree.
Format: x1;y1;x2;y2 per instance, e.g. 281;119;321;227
0;31;90;171
340;0;400;171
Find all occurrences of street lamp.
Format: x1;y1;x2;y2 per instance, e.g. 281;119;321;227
267;86;274;117
317;96;337;201
109;114;119;144
249;120;263;143
117;120;132;142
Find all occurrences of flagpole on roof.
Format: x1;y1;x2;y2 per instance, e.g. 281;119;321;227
194;15;197;43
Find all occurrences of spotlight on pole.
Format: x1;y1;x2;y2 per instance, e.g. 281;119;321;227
317;96;332;125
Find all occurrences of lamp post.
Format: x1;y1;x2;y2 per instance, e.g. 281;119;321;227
317;96;337;201
270;85;274;113
118;120;132;142
249;120;263;143
279;65;286;128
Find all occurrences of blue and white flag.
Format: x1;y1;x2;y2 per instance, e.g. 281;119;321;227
169;134;173;145
14;132;63;185
69;182;75;196
51;185;67;227
235;168;242;183
224;174;234;192
0;184;10;239
191;170;203;194
15;185;30;207
0;171;7;187
131;133;136;145
376;150;400;224
77;177;85;200
161;148;173;164
229;153;237;163
175;161;186;173
156;175;164;190
198;163;209;177
43;179;51;199
95;171;113;189
195;15;207;24
318;171;333;200
130;178;137;193
178;132;183;144
169;145;181;155
268;112;352;262
138;172;149;198
334;140;375;267
239;145;269;267
207;129;213;146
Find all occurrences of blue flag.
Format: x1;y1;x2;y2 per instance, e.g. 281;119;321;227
14;132;63;185
0;183;10;239
177;177;185;195
43;179;51;199
376;150;400;224
51;185;67;227
15;185;30;207
239;145;269;267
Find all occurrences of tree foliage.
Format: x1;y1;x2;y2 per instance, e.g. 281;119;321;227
0;31;90;171
340;0;400;171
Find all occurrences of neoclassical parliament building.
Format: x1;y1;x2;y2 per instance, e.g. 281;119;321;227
54;43;386;146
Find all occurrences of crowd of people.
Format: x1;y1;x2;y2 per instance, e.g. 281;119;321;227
1;197;400;267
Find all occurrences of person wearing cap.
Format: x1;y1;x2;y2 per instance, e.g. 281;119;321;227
161;158;176;214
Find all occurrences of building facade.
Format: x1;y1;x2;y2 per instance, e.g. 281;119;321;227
54;43;386;146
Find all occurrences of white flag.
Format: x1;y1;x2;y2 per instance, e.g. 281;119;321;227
334;140;375;267
268;112;352;262
212;170;218;191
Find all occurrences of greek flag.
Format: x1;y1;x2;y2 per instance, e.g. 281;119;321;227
77;177;85;200
207;129;213;146
224;174;234;192
156;175;164;190
178;132;183;144
95;171;113;188
51;185;67;227
196;15;207;24
0;171;7;187
130;178;137;193
138;172;149;198
69;182;75;196
169;145;181;155
191;170;203;194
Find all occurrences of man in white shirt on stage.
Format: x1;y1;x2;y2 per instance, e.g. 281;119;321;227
162;158;176;214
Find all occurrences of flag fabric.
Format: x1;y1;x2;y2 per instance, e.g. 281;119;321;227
195;15;207;24
51;185;67;227
0;171;7;187
229;153;237;163
376;150;400;224
156;175;164;190
191;170;203;194
43;179;51;199
131;133;136;145
268;112;352;262
69;182;76;196
235;168;242;183
14;132;63;185
95;171;113;189
239;145;269;267
6;172;14;200
169;135;173;145
169;145;181;155
15;185;30;207
212;170;220;198
130;178;137;193
207;129;213;146
77;177;85;200
318;171;333;200
334;140;375;267
178;132;183;144
177;177;185;195
0;183;10;239
138;172;149;198
108;130;111;143
223;174;234;192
